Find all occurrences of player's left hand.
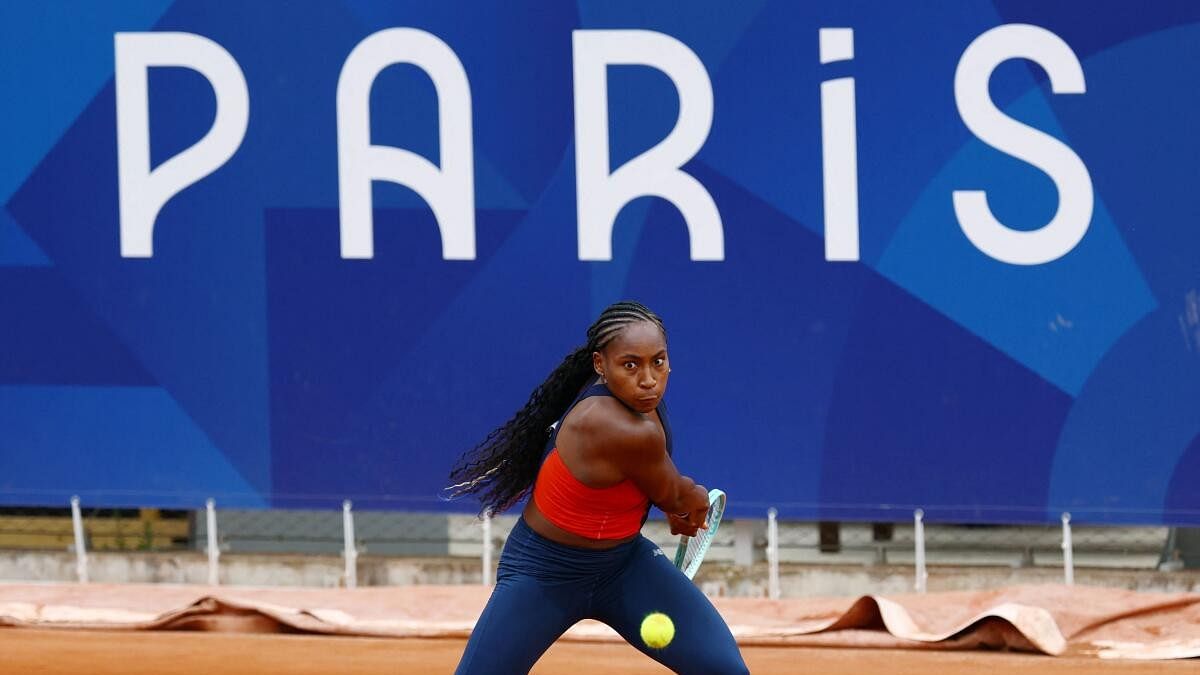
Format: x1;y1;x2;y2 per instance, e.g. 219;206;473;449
667;512;702;537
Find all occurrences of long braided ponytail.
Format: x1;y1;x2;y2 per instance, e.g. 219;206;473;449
446;301;666;514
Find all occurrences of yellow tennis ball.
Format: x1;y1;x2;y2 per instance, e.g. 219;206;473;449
640;612;675;649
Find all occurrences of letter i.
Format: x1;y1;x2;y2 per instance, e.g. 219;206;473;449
818;28;859;262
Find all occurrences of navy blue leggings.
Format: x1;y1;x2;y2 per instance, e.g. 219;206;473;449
455;518;748;674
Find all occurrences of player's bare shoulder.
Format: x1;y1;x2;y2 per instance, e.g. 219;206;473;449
566;396;663;458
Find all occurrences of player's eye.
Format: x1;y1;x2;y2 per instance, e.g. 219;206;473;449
624;361;636;370
654;358;665;367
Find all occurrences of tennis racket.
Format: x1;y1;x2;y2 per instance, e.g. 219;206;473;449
673;488;726;579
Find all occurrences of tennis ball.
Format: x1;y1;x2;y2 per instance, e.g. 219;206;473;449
640;612;675;649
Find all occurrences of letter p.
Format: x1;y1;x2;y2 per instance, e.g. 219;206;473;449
115;32;249;258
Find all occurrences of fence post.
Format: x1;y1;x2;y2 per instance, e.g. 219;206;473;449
343;500;358;589
734;519;755;566
766;508;780;600
205;498;220;586
70;496;88;583
482;510;493;586
913;509;927;593
1061;512;1074;586
1159;527;1182;571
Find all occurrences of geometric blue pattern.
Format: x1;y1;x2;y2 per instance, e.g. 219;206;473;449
878;85;1156;396
0;210;50;267
3;1;1200;524
0;386;265;508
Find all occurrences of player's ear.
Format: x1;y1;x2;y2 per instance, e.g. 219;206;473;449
592;351;604;379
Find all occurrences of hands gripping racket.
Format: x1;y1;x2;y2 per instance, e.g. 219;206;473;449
673;488;726;579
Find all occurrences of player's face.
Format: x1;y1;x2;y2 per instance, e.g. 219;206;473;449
594;321;669;414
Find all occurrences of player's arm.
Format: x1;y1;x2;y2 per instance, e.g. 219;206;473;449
597;415;709;526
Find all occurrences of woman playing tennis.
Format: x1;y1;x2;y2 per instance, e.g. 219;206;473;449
449;301;748;674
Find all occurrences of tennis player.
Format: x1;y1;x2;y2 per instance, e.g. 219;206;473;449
449;301;748;674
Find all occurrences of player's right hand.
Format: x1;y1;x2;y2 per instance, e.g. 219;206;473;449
680;484;709;531
667;512;701;536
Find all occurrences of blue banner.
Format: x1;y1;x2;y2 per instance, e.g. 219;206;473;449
2;1;1199;524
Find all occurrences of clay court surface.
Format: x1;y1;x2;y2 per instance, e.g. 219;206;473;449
5;582;1200;672
2;629;1194;675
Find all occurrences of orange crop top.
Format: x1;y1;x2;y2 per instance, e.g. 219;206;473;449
532;448;649;540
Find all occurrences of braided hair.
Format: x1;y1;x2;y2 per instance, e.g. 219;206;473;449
446;301;666;515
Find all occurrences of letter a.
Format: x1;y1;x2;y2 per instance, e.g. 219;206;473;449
337;28;475;260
